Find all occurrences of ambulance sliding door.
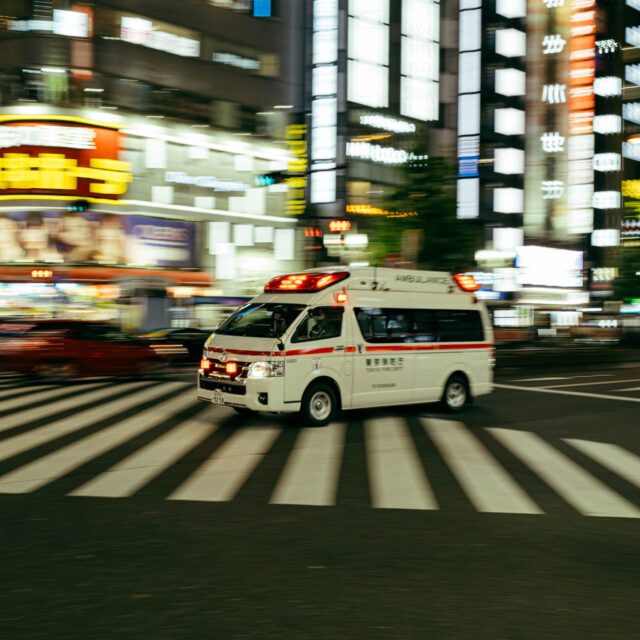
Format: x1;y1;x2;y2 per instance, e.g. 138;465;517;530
350;307;415;408
411;309;441;402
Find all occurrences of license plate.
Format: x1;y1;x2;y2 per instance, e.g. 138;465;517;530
211;390;225;405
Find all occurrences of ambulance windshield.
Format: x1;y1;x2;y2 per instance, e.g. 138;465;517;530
216;303;306;339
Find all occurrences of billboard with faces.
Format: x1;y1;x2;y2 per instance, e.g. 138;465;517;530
0;212;196;268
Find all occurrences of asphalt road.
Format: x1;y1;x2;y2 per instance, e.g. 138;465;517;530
0;364;639;640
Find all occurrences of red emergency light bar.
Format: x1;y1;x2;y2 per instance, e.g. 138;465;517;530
265;271;349;292
453;274;480;292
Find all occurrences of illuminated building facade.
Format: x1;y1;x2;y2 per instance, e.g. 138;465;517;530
457;0;527;225
461;1;638;306
0;0;307;312
307;0;456;253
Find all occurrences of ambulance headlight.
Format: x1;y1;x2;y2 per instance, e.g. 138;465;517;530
247;361;284;378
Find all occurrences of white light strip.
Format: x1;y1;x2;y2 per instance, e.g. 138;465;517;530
0;107;291;163
0;202;296;225
123;129;290;163
122;200;296;223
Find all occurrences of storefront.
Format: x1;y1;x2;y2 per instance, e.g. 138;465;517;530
0;106;302;327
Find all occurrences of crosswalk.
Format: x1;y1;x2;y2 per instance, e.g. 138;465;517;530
0;378;639;518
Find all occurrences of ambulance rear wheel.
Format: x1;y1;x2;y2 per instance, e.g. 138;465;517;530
441;374;468;413
301;382;337;427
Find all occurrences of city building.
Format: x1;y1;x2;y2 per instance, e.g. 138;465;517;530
458;0;639;329
305;0;457;264
0;0;306;328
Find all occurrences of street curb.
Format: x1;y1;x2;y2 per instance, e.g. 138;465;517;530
496;347;640;372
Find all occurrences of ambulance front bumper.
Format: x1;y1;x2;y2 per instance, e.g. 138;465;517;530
196;373;295;412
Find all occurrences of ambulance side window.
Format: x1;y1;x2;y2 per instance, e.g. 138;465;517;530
355;308;412;343
355;308;483;343
413;310;437;342
291;306;344;343
436;310;485;342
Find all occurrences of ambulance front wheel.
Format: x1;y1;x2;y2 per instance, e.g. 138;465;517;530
301;382;338;427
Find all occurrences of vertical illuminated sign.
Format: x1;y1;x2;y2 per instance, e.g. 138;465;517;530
347;0;390;108
400;0;440;121
623;2;640;245
310;0;339;204
286;124;307;215
456;0;481;219
567;0;595;234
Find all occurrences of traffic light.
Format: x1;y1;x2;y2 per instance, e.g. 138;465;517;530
254;172;286;187
67;199;91;213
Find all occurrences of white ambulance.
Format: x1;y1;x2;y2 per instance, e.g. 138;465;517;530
197;267;494;426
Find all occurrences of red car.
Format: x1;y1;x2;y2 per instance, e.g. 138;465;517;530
0;320;169;377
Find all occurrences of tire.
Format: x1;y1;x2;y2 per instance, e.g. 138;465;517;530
233;407;254;416
300;382;338;427
441;374;468;413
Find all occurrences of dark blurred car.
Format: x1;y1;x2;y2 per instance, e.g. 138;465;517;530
0;320;170;377
138;327;212;363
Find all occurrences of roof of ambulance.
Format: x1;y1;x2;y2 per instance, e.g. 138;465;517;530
251;267;463;305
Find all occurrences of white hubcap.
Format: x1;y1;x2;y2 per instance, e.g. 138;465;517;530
309;391;332;421
446;382;466;409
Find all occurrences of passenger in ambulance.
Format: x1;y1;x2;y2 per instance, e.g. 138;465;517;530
309;308;329;339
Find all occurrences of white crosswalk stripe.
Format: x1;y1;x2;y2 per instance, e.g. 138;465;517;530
270;423;346;506
365;418;437;510
564;439;640;489
422;419;542;514
71;406;219;498
0;384;109;414
0;385;192;494
0;382;172;464
0;375;23;385
1;382;108;432
0;384;54;400
168;427;281;502
1;387;639;519
488;428;640;519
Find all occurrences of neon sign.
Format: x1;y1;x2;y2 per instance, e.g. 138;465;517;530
0;117;130;198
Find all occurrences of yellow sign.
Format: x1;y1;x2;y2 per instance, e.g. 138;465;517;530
622;180;640;200
0;153;132;195
346;204;418;218
285;124;307;216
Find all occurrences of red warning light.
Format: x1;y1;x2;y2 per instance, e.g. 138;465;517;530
265;271;349;292
453;274;480;292
226;362;238;375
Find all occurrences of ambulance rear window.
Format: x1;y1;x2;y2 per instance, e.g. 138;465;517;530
355;308;484;343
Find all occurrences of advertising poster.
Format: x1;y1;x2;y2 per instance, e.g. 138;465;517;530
0;212;196;268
